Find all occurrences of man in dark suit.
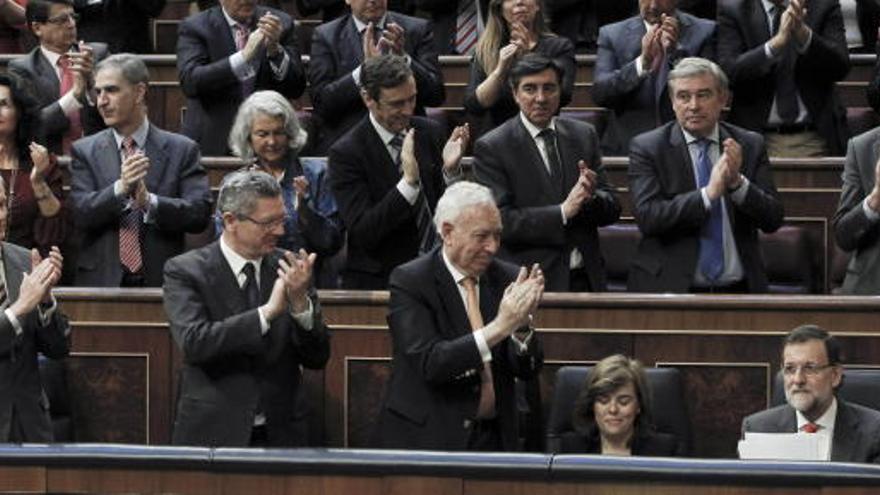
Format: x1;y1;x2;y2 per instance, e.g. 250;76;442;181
833;126;880;294
628;57;784;293
717;0;850;157
176;0;306;155
374;180;544;451
8;0;107;155
592;0;715;156
164;170;331;447
413;0;487;55
475;54;620;292
328;54;467;289
70;54;211;287
742;325;880;463
0;176;70;443
74;0;166;54
309;0;444;154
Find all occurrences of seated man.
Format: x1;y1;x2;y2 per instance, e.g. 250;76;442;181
592;0;715;156
742;324;880;463
164;170;331;447
8;0;107;155
177;0;306;155
70;54;212;287
628;57;784;293
328;54;467;289
373;181;544;451
475;54;620;292
309;0;444;154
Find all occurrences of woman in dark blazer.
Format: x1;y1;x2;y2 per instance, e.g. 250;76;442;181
463;0;575;128
559;354;680;456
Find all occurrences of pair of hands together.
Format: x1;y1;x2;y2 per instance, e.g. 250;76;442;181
399;124;471;186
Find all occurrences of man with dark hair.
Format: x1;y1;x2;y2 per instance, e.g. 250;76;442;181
309;0;443;154
741;324;880;463
328;54;467;289
592;0;715;155
164;169;330;447
8;0;107;154
176;0;306;155
717;0;850;157
70;54;211;287
474;53;620;292
628;57;783;293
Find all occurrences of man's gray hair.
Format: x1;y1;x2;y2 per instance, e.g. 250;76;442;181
95;53;150;86
667;56;729;93
434;181;498;233
216;170;281;219
228;90;308;161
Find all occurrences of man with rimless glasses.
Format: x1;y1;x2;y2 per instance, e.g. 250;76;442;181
741;324;880;463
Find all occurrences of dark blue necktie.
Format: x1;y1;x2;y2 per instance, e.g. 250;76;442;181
695;139;724;282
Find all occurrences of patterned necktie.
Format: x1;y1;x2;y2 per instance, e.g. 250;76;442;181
0;271;7;311
772;4;799;124
119;136;144;274
455;0;479;55
234;23;255;97
389;133;436;253
460;277;496;419
695;139;724;282
57;54;82;154
242;262;260;309
801;422;819;433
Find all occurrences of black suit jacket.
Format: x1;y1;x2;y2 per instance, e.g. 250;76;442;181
557;429;680;456
163;241;331;447
327;115;448;289
176;5;306;155
7;43;109;155
627;121;784;293
474;116;620;291
74;0;166;53
413;0;489;54
0;242;70;442
742;400;880;463
717;0;850;155
308;12;444;154
373;248;543;451
70;125;212;287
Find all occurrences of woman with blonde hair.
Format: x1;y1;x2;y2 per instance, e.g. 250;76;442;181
464;0;575;127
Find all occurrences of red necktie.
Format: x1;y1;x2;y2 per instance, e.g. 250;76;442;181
57;54;82;153
119;137;144;274
455;0;479;55
461;277;496;419
801;422;819;433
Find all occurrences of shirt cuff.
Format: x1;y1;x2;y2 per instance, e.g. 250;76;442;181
764;41;776;59
635;56;646;78
230;51;256;81
4;308;22;336
114;180;127;198
560;204;568;225
729;177;750;204
37;296;58;326
269;50;290;80
59;91;82;117
473;329;492;363
352;66;362;87
796;29;813;53
397;178;420;205
290;296;314;331
700;187;711;209
863;197;880;222
257;306;270;335
510;327;534;354
442;164;463;184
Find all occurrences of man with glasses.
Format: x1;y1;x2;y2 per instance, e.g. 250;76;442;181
328;54;468;289
164;169;330;446
8;0;107;155
741;324;880;463
70;54;211;287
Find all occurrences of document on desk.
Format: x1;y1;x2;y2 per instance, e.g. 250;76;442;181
738;432;823;461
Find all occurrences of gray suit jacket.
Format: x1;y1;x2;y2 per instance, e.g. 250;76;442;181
164;241;331;447
742;400;880;463
834;127;880;294
7;43;109;155
69;125;211;287
592;12;715;156
0;242;70;442
474;116;621;291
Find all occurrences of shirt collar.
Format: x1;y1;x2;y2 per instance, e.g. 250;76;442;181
369;112;400;147
40;46;64;67
681;124;720;147
353;13;388;33
519;112;557;140
442;247;473;287
219;235;263;278
796;397;837;433
112;117;150;151
761;0;786;15
222;6;252;29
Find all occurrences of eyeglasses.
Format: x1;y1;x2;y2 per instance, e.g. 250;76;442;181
43;12;80;25
781;363;834;377
240;214;286;230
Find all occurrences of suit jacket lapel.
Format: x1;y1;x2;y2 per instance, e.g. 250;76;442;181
2;243;23;306
344;15;364;66
831;401;858;461
433;250;472;338
34;50;61;94
95;130;123;187
554;120;578;200
211;7;238;58
206;242;249;316
364;118;400;189
749;0;771;44
144;126;169;192
777;405;798;433
513;119;558;199
669;124;697;191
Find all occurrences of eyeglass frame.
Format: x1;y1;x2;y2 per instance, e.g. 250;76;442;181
238;213;287;230
781;363;836;377
42;12;80;25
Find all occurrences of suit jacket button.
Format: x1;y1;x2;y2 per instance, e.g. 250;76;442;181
463;419;472;429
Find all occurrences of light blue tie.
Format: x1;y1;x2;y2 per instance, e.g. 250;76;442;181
695;139;724;282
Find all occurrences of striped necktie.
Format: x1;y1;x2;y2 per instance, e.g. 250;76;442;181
119;137;144;274
455;0;479;55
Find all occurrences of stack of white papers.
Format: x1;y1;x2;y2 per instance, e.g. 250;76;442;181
738;432;824;461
